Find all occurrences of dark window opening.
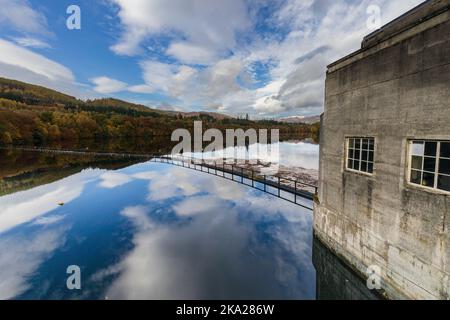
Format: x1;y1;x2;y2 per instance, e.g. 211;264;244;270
347;137;375;174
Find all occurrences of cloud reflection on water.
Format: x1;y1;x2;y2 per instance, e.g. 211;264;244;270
97;165;315;300
0;225;68;299
0;160;316;300
185;141;319;170
0;169;100;234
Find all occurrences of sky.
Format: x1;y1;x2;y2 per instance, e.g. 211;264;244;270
0;0;425;118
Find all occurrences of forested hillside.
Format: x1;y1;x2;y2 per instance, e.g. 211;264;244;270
0;77;318;146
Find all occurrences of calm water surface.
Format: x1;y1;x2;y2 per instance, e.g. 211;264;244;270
185;140;320;170
0;142;378;300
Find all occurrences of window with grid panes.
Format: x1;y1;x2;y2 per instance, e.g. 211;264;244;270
409;140;450;192
346;137;375;174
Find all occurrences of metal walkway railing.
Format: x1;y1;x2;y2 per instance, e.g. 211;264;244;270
2;146;317;210
152;155;316;210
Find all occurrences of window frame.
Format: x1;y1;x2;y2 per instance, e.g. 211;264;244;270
345;137;375;176
406;139;450;195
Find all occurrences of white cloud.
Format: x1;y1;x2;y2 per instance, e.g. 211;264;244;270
96;166;315;299
90;76;158;95
138;58;245;107
253;95;283;113
228;0;426;116
0;0;50;35
101;205;252;299
0;227;67;299
33;215;65;226
0;39;73;82
108;0;425;116
146;167;200;201
140;60;178;91
98;171;133;188
166;42;218;65
0;0;424;117
196;59;244;101
0;38;90;98
127;84;155;94
91;76;128;94
11;36;51;49
110;0;250;58
172;195;226;217
0;170;98;234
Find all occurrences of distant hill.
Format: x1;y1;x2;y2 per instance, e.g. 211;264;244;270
278;115;320;124
181;111;232;121
0;77;317;146
0;77;173;115
0;77;234;120
0;77;81;107
86;98;160;113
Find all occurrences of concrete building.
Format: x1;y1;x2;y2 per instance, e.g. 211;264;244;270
314;0;450;299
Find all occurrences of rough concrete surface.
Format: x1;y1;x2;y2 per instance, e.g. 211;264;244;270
314;0;450;300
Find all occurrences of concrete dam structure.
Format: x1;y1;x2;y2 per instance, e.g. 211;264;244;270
314;0;450;299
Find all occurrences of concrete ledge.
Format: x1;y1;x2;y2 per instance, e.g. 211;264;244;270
362;0;450;48
328;3;450;73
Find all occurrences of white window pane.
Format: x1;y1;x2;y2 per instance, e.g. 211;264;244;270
411;141;424;156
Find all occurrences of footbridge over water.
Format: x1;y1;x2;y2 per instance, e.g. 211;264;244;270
4;147;318;210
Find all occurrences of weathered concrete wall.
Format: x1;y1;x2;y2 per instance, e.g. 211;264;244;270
314;2;450;300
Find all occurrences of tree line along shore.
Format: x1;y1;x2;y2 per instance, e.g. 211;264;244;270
0;77;320;146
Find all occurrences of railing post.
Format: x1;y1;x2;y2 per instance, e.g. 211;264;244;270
295;181;297;204
252;170;254;187
278;176;281;197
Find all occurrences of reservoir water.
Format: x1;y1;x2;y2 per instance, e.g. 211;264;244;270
0;141;378;300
